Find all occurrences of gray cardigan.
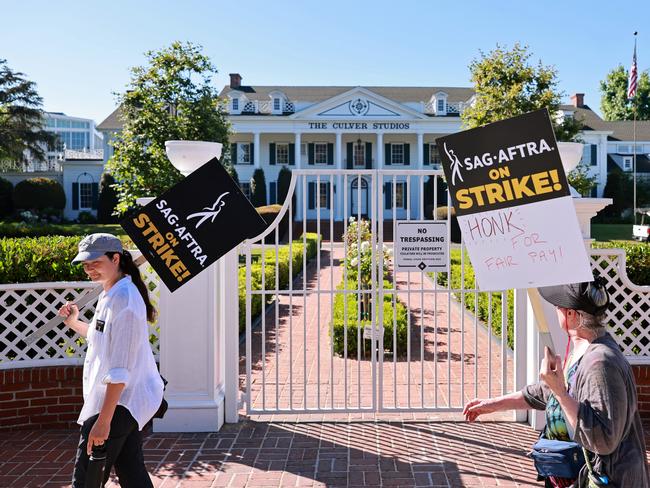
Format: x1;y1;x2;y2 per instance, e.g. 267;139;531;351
523;333;649;488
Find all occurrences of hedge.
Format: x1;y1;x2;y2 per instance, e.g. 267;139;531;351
256;204;289;243
238;233;320;333
331;279;408;359
0;236;94;283
592;241;650;286
434;250;514;349
0;177;13;218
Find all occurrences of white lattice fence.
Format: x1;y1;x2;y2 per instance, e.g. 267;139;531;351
0;261;161;370
590;249;650;364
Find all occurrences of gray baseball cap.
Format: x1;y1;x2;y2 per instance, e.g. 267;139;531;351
72;233;123;264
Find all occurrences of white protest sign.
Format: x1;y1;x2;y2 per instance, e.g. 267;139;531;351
457;196;592;290
394;221;449;273
436;109;592;291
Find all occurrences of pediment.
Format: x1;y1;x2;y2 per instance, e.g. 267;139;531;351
291;87;426;119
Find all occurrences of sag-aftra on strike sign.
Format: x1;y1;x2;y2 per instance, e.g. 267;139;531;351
121;158;268;292
436;109;592;291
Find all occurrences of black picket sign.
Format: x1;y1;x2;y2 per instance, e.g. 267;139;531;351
435;109;570;217
120;158;268;292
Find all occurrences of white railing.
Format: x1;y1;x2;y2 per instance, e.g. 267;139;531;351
590;248;650;364
0;263;161;370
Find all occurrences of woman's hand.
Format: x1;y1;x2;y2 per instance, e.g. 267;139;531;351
463;398;496;422
539;346;567;398
58;302;79;326
87;417;111;455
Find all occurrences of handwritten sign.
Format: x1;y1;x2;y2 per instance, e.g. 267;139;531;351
394;221;448;272
121;158;267;292
436;109;592;291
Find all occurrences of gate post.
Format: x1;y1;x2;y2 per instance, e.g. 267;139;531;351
221;249;240;423
513;289;528;422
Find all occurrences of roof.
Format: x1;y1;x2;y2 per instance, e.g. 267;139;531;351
560;104;650;141
219;85;475;103
607;153;650;173
97;106;124;131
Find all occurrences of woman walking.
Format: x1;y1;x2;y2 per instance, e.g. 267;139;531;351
59;233;164;487
463;278;648;487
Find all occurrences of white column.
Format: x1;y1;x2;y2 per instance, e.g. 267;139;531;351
417;132;424;168
253;132;261;169
336;132;343;221
294;133;302;221
376;132;383;168
294;133;302;168
154;263;224;432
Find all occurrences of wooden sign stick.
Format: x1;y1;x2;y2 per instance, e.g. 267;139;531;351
23;255;147;346
527;287;556;354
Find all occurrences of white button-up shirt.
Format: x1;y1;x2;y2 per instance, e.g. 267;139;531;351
78;276;164;430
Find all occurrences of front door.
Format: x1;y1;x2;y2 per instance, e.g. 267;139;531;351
350;177;368;218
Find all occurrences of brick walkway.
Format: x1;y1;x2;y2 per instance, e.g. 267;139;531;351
242;244;513;415
3;242;648;487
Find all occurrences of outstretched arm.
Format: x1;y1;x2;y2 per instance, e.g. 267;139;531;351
463;391;530;422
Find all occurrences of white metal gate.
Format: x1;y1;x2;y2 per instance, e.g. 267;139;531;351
243;169;516;414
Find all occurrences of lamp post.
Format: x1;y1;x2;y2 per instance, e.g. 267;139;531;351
137;140;238;432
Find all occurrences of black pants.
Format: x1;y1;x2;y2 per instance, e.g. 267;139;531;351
72;406;153;488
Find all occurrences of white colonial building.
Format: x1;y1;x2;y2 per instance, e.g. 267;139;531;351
97;76;650;218
560;93;650;197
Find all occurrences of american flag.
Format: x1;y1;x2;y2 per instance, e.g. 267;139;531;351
628;40;638;100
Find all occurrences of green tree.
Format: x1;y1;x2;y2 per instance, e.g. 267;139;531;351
600;65;650;120
0;59;57;168
567;164;598;197
462;43;580;141
107;41;230;213
250;168;267;207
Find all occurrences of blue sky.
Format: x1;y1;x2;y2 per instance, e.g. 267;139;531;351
2;0;648;123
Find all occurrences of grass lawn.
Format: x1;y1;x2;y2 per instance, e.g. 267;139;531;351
591;223;636;243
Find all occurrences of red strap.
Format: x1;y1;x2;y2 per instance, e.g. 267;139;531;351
562;335;571;371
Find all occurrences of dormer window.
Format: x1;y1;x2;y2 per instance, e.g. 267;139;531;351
232;98;239;112
269;91;286;115
433;92;448;115
273;98;281;112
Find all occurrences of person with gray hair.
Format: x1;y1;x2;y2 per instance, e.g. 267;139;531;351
463;277;649;487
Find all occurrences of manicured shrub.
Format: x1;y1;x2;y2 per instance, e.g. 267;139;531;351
256;204;289;243
250;168;267;207
237;233;320;332
434;206;461;243
97;173;119;223
13;177;65;212
331;279;408;359
276;166;294;211
0;177;13;218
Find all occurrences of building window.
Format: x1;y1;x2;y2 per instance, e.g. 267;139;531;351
276;143;289;164
354;142;365;167
232;98;239;111
79;182;93;209
319;182;329;208
437;98;445;112
623;156;633;171
240;143;251;164
391;143;404;165
314;143;328;165
240;182;251;199
395;182;406;208
273;98;281;111
429;143;440;165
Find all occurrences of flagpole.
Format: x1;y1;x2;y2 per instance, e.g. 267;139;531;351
631;32;638;225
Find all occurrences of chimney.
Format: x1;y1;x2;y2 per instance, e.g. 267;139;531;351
570;93;584;108
229;73;242;89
